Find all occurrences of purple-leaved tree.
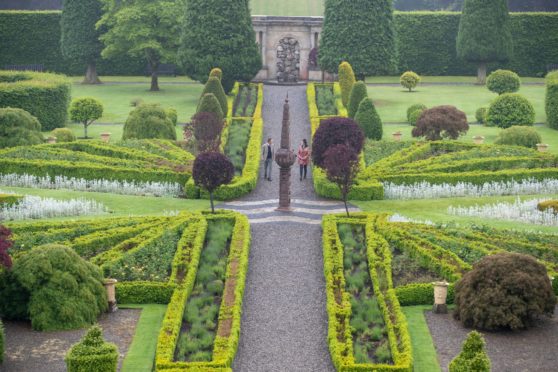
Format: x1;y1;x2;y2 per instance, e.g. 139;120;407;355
192;152;234;213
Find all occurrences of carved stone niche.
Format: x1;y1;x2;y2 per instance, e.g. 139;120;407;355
276;37;300;83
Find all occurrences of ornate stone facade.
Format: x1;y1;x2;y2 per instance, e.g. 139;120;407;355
276;37;301;82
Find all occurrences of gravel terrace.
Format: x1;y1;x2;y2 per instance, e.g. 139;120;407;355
0;309;140;372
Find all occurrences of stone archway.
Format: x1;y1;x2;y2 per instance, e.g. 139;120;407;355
276;37;300;83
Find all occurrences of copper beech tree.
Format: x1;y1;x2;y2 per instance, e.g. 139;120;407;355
192;152;234;213
323;144;360;216
412;105;469;141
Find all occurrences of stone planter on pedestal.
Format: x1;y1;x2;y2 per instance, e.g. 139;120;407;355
537;144;549;153
104;279;118;313
100;132;111;143
433;281;449;314
392;132;403;142
473;136;485;145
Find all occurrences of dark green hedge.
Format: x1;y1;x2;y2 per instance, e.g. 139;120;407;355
0;71;70;130
395;12;558;77
0;11;145;76
546;71;558;130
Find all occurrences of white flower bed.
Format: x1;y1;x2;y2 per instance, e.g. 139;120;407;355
388;213;434;225
0;173;182;197
0;193;107;221
383;178;558;200
448;198;558;227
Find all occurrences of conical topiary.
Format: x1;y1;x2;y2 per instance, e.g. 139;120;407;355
197;93;224;122
449;331;491;372
200;77;228;117
347;81;368;119
355;98;383;140
66;325;118;372
209;68;223;81
338;61;356;107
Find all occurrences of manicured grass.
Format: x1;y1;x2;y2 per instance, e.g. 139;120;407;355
120;304;168;372
70;76;196;84
250;0;323;16
365;76;545;84
381;123;558;154
70;82;203;124
0;187;211;217
354;193;558;234
368;84;546;123
51;122;185;142
401;306;441;372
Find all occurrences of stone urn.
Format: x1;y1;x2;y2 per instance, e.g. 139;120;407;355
47;136;57;144
432;281;449;314
103;278;118;313
100;132;111;143
392;131;403;142
537;143;549;152
473;135;485;145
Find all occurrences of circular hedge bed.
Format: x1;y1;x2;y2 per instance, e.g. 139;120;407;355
0;71;71;130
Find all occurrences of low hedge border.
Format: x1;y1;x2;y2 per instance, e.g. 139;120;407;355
322;213;413;371
0;193;22;206
0;70;71;130
155;211;250;370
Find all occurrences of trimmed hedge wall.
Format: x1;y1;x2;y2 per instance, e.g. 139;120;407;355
1;11;558;77
546;71;558;130
0;71;70;130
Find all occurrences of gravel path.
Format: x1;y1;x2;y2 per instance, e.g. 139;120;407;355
232;84;335;371
0;309;140;372
425;308;558;372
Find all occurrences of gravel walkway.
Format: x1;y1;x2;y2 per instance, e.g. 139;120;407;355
425;308;558;372
232;84;335;371
0;309;140;372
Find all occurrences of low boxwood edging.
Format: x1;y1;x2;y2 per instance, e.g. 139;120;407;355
0;70;71;130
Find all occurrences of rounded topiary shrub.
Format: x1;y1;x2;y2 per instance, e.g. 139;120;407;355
486;93;535;128
12;244;107;331
66;325;118;372
51;128;76;143
0;71;71;130
412;105;469;141
475;107;488;124
537;200;558;214
454;253;556;331
0;107;43;149
449;331;490;372
122;104;177;141
407;104;427;126
400;71;421;92
487;69;521;95
494;126;542;149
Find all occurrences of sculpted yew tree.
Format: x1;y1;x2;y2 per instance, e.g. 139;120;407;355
192;112;224;152
412;105;469;141
192;152;235;213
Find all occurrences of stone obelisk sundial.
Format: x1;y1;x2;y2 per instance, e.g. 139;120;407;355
275;95;296;211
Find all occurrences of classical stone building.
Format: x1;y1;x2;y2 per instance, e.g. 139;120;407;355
252;16;325;82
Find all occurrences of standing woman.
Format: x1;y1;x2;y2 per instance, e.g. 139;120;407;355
297;139;310;181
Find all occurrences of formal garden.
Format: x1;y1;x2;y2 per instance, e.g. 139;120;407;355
1;0;558;371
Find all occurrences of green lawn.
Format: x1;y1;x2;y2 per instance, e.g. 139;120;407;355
354;194;558;234
58;122;185;142
402;306;441;372
120;304;168;372
250;0;323;16
365;76;545;84
368;84;547;123
0;186;211;218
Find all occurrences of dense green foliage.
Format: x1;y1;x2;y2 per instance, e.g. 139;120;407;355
454;253;556;330
338;61;356;107
165;108;177;125
60;0;103;82
364;140;413;166
70;97;103;139
52;128;76;142
200;77;228;118
495;126;542;149
179;0;261;93
315;84;337;116
400;71;421;91
457;0;513;82
12;244;107;331
197;93;224;122
347;81;368;119
412;105;469;140
354;98;383;140
0;71;70;131
122;104;177;141
319;0;397;77
192;112;224;153
0;319;3;364
209;68;222;81
0;108;43;149
66;325;118;372
486;93;535;128
487;69;521;94
449;331;490;372
407;103;427;125
546;71;558;130
232;84;258;117
475;107;487;124
225;119;252;174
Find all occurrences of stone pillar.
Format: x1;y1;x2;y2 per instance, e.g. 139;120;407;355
275;96;296;211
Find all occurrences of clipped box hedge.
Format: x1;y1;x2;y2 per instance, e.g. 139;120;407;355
0;70;70;130
546;71;558;130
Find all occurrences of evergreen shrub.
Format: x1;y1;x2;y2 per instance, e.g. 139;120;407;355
199;77;228;117
338;61;356;107
475;107;488;124
449;331;490;372
494;126;542;149
347;81;368;119
52;128;76;142
486;93;535;128
354;98;383;140
400;71;421;91
196;94;224;122
0;107;43;149
487;69;521;95
407;103;427;125
65;325;118;372
122;104;176;141
546;71;558;130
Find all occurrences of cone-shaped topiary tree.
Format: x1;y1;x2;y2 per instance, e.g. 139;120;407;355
61;0;104;84
200;77;228;117
12;244;107;331
338;61;356;107
193;152;235;213
355;98;383;140
0;108;43;149
197;93;224;122
319;0;397;79
457;0;513;85
179;0;261;93
192;112;224;152
209;68;223;81
449;331;491;372
347;81;368;119
66;325;118;372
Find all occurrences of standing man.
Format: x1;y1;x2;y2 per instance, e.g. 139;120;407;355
261;137;275;181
